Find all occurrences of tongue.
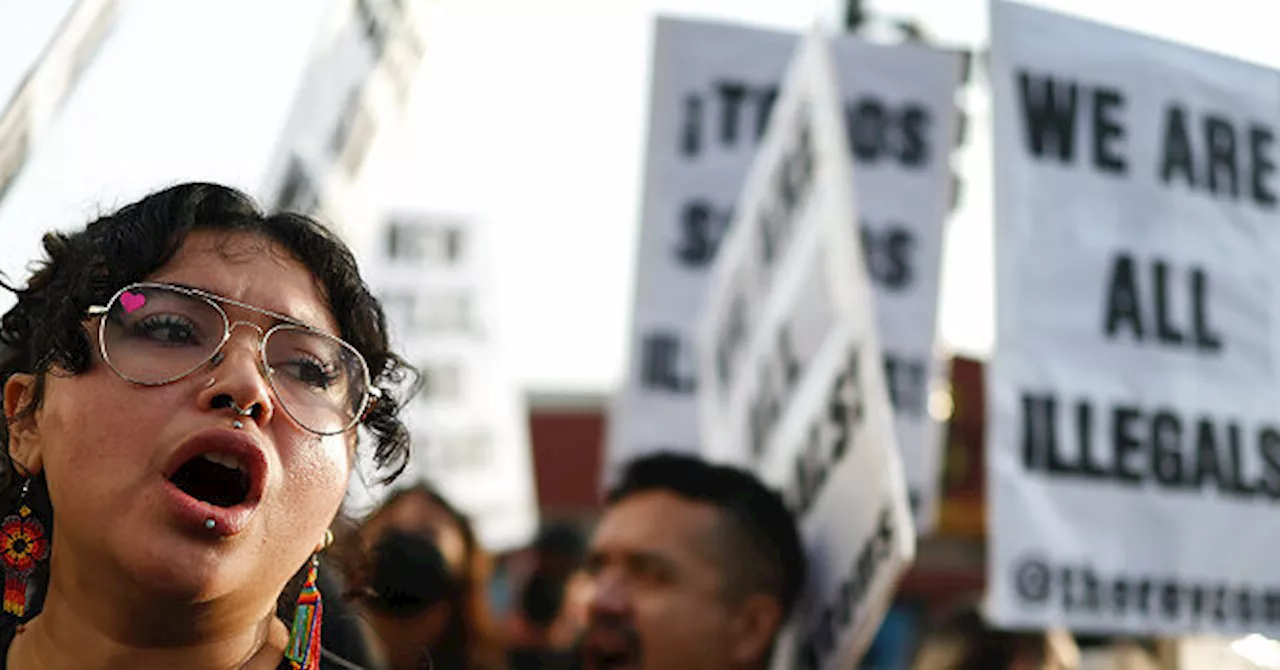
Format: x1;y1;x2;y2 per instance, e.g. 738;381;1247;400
170;458;248;507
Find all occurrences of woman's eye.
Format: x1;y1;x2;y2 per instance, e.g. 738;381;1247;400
279;358;340;390
134;316;199;345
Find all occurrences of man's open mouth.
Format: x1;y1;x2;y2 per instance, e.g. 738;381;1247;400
581;623;642;670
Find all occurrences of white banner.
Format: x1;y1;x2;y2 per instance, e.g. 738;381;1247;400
988;0;1280;636
607;15;961;532
698;30;914;669
349;213;539;553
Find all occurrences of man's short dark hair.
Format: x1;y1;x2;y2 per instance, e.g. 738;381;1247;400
606;452;806;617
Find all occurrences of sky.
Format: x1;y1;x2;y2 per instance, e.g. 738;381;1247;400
403;0;1280;392
3;0;1279;394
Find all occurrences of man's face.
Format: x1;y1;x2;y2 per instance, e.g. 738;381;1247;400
578;491;770;670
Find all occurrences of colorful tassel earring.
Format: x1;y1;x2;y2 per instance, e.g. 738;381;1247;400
0;478;48;619
285;555;323;670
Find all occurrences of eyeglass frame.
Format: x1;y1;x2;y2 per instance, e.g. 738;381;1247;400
84;281;380;436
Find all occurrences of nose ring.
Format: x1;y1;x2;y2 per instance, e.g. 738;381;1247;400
228;401;253;430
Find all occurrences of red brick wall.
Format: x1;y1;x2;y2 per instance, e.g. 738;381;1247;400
527;397;607;519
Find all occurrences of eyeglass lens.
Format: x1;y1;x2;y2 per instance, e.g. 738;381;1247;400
100;285;368;434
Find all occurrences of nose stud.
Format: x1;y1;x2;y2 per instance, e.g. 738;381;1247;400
229;403;252;430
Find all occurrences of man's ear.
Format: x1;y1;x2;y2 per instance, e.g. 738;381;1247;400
727;593;785;665
4;374;44;475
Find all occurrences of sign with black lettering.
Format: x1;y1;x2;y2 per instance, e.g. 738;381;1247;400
348;212;539;552
698;31;915;669
607;15;963;534
988;1;1280;637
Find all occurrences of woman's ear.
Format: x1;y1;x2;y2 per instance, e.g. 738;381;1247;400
4;374;45;475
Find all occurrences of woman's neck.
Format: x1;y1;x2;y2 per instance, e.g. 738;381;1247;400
7;577;291;670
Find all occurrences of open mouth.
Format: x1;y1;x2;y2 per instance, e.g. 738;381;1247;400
169;452;251;508
581;624;641;670
588;651;636;670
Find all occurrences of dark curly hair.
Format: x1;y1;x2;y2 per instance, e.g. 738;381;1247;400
0;181;420;622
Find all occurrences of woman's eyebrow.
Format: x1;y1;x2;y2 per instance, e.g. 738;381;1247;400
162;281;328;331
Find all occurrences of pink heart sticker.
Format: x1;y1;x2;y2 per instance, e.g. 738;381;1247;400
119;291;146;314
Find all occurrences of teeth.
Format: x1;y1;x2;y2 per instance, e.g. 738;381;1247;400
200;452;244;472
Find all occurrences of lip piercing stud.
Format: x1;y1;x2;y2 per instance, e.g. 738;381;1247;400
204;519;216;530
232;420;244;430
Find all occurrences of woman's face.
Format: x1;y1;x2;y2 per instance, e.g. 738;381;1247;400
5;230;354;608
366;493;468;576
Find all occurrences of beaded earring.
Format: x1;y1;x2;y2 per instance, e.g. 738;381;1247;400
0;478;48;619
284;555;323;670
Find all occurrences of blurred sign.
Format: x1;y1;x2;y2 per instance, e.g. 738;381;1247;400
349;213;539;552
988;0;1280;637
697;30;915;669
607;15;963;533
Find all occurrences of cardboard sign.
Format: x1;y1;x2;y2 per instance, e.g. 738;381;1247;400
698;30;915;669
988;0;1280;636
608;16;961;532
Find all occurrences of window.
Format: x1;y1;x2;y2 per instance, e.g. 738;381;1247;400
354;0;390;58
380;289;475;336
275;157;318;214
329;88;361;157
420;292;472;334
419;360;463;403
425;429;494;473
385;220;466;267
340;105;375;176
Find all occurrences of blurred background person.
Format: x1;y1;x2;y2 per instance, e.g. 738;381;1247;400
909;603;1080;670
575;452;806;670
348;483;506;670
504;523;588;668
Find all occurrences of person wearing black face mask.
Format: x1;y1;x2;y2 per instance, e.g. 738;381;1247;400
350;484;506;670
362;530;459;670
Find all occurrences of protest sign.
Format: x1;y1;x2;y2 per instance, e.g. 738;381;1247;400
609;16;961;531
698;30;915;668
988;0;1280;636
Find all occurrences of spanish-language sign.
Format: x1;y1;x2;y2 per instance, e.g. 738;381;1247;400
607;15;961;532
697;30;915;668
348;213;539;552
988;0;1280;636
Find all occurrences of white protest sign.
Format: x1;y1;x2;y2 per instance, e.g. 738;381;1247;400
988;0;1280;636
697;30;915;669
607;15;961;532
348;213;539;552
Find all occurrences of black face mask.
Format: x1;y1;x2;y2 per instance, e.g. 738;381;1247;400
366;529;457;618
